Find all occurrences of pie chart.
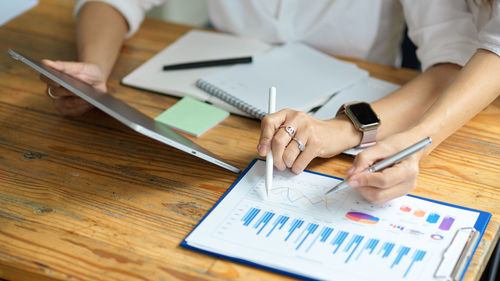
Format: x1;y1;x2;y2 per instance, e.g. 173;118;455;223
345;212;379;224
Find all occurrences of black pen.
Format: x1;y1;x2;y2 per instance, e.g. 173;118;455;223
162;56;252;70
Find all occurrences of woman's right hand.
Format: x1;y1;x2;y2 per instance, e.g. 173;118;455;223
39;59;107;116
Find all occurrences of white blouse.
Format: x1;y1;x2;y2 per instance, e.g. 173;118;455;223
401;0;500;70
74;0;500;69
74;0;406;66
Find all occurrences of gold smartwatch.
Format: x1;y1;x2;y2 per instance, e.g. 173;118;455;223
336;102;380;148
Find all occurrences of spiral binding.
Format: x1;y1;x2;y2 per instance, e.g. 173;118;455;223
196;79;267;120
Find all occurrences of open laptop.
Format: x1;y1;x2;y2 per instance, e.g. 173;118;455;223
8;49;241;173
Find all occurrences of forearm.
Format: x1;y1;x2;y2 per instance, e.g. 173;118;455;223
410;49;500;153
371;63;461;139
76;2;128;79
316;64;461;154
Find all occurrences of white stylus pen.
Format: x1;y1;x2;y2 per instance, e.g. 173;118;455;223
325;137;432;195
266;87;276;197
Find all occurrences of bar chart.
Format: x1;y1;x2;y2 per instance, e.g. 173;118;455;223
217;205;430;280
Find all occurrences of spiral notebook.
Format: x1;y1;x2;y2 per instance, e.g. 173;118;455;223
196;43;369;119
121;30;272;117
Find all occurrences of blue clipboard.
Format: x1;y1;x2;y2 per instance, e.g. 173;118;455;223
180;158;491;281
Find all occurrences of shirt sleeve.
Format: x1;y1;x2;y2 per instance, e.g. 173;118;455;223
478;2;500;57
74;0;164;38
401;0;479;71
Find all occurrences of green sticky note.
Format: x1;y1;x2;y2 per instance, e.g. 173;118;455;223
155;96;229;137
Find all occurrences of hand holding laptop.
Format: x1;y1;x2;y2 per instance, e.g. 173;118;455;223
10;49;240;173
39;59;107;116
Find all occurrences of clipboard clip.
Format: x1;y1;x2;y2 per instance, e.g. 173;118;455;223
434;227;480;281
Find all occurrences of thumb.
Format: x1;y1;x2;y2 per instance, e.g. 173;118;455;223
42;59;86;77
42;59;63;71
349;144;391;176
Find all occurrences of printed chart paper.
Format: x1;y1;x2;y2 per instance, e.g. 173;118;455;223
183;160;485;281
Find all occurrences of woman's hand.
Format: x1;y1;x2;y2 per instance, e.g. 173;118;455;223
346;133;427;203
257;109;361;174
39;59;107;116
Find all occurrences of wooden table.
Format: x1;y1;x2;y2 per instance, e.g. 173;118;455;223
0;1;498;280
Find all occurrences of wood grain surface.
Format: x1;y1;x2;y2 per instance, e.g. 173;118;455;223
0;1;498;280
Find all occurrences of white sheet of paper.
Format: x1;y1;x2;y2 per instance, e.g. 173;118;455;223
185;160;481;281
0;0;38;26
313;76;400;121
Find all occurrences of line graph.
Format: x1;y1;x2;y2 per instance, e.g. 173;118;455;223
248;173;350;212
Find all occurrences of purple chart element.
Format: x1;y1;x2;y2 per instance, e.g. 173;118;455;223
439;216;455;231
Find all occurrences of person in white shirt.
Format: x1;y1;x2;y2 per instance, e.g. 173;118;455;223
76;0;406;66
40;0;500;203
41;0;407;115
257;0;500;203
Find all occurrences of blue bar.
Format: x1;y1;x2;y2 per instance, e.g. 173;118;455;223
296;223;319;250
254;211;275;235
320;227;334;242
278;216;289;229
285;219;304;241
356;238;380;260
266;215;289;237
344;235;364;263
378;242;395;258
306;226;333;252
367;238;379;254
253;211;268;229
426;213;440;224
306;226;333;253
241;207;252;223
331;231;349;254
242;207;260;226
391;246;411;268
403;250;426;278
295;227;308;243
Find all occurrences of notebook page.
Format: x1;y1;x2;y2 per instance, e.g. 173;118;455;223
197;43;369;115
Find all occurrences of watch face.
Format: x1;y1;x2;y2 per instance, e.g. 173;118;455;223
348;102;379;125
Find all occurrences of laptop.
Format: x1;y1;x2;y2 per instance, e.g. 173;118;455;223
8;49;241;173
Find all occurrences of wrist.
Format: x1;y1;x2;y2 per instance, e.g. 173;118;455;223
331;114;363;150
78;51;111;80
394;129;433;160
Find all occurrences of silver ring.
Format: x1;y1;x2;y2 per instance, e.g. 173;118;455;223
47;86;61;100
279;125;296;137
293;137;306;151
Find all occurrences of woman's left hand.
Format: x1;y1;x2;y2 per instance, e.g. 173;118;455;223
257;109;361;174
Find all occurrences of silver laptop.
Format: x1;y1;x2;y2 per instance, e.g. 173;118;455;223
9;49;241;173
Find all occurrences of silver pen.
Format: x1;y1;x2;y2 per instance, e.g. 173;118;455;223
325;137;432;195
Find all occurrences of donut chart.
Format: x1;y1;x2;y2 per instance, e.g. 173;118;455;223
345;212;380;224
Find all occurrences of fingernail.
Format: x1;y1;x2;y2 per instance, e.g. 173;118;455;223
349;180;359;188
257;144;267;155
347;166;355;176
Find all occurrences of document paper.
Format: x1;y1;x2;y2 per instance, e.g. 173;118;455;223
184;160;483;281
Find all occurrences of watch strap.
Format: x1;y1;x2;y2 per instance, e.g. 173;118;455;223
359;128;377;148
